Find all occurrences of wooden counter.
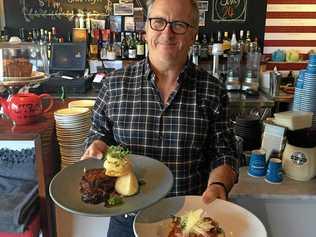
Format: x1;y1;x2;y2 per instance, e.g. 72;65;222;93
0;99;69;237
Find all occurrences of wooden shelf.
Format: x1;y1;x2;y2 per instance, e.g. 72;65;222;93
265;61;308;71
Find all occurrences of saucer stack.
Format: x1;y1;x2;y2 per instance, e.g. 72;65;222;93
68;100;95;111
54;107;91;169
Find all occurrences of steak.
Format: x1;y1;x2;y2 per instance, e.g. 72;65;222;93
80;168;116;204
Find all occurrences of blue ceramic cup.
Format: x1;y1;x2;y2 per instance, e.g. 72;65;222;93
265;158;283;184
248;149;266;177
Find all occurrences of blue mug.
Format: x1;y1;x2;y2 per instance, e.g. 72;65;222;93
265;158;283;184
248;149;266;177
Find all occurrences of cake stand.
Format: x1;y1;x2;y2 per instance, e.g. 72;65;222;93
0;71;49;94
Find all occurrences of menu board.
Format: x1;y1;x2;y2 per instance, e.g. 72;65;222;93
212;0;248;22
21;0;114;22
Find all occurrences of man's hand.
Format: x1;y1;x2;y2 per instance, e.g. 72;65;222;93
81;140;108;160
202;164;237;204
202;183;227;204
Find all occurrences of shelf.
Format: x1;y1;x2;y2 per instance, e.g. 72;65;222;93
265;61;308;71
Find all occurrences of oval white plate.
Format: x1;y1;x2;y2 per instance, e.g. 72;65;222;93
134;196;267;237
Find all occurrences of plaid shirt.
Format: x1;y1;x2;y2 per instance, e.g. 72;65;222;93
85;58;239;196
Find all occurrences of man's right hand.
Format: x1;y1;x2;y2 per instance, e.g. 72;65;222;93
81;140;108;160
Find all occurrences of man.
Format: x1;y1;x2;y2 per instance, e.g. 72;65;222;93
82;0;239;236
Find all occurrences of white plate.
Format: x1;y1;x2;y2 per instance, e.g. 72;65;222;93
68;100;95;109
134;196;267;237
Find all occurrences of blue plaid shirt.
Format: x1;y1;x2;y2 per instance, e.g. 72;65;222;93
85;58;239;196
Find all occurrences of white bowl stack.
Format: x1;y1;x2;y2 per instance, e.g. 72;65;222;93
54;107;91;169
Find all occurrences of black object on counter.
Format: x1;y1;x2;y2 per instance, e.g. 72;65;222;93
234;116;262;151
287;128;316;148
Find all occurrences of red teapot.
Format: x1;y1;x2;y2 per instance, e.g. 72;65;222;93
0;93;54;125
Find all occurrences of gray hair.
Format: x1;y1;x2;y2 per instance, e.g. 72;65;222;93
146;0;199;29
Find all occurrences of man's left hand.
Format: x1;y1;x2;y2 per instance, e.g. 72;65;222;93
202;183;227;204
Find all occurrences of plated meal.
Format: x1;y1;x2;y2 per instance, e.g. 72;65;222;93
168;209;224;237
80;146;139;207
49;150;173;217
133;196;267;237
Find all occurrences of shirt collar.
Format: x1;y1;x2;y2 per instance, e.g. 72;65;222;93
143;57;195;84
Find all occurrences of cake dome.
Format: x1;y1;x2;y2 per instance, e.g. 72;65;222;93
0;42;49;85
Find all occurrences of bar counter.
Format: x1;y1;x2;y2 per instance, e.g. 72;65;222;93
230;167;316;237
52;88;275;112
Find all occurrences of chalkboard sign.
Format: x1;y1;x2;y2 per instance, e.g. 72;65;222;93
212;0;247;22
4;0;266;48
21;0;115;22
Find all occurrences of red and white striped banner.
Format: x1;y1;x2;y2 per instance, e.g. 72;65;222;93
264;0;316;55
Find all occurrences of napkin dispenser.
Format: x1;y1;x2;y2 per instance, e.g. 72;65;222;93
282;143;316;181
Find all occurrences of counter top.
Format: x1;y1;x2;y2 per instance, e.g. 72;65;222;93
55;89;275;108
228;91;274;108
230;167;316;200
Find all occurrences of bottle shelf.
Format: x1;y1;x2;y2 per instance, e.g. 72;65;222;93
265;61;308;71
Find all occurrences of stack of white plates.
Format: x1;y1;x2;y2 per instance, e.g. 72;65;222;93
54;107;91;169
68;100;95;111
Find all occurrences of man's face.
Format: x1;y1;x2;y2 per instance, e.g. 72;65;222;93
145;0;196;65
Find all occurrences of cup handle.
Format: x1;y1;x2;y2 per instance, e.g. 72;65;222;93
40;93;54;113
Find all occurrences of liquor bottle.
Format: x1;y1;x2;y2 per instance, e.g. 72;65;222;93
245;30;251;54
216;31;222;43
230;32;238;53
32;28;38;43
106;32;116;60
19;28;25;41
39;28;45;46
238;30;245;56
86;15;91;34
51;27;59;43
200;33;209;60
89;30;99;59
253;36;261;52
192;34;200;65
128;33;137;59
100;41;108;60
136;32;145;59
74;13;80;28
208;32;214;58
79;14;85;28
47;31;52;60
27;31;33;42
106;45;116;60
112;33;122;59
222;31;231;54
121;32;129;59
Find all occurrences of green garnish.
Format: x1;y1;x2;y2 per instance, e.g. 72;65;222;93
104;145;130;160
180;217;187;230
107;194;124;206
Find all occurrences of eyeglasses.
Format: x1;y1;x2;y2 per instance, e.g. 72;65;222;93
148;17;194;35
